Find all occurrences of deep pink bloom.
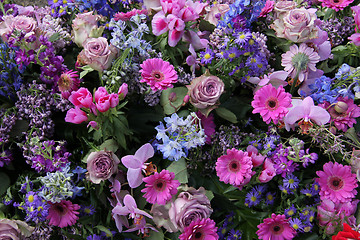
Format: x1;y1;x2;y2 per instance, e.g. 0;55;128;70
109;93;119;108
352;6;360;31
258;158;276;183
256;214;296;240
179;218;218;240
284;96;330;132
318;0;353;11
118;83;128;99
68;87;93;108
65;107;88;124
141;169;180;205
96;95;111;112
196;111;216;144
321;97;360;132
246;145;265;167
151;11;169;36
259;0;274;17
251;84;292;124
47;200;80;228
94;87;108;103
114;9;148;21
216;148;254;186
58;70;80;99
140;58;178;91
316;162;358;204
121;143;155;188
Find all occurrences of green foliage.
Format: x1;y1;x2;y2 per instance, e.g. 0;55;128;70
160;87;188;115
167;158;188;184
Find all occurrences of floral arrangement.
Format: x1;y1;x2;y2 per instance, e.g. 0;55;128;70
1;0;360;239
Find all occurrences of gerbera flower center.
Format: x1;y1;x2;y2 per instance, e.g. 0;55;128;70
151;70;164;82
266;98;278;110
154;179;167;191
228;159;240;172
194;230;203;239
55;204;68;216
58;76;71;91
272;224;283;235
328;176;344;190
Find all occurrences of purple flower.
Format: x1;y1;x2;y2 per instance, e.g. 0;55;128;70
224;47;240;61
200;48;215;64
284;205;297;218
289;218;304;232
112;194;152;220
265;192;275;205
245;189;261;207
121;143;154;188
283;174;299;189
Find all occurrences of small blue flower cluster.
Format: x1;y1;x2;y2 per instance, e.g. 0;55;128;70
154;113;206;161
73;0;122;18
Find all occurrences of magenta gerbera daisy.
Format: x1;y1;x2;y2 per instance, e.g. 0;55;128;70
46;200;80;228
316;162;358;204
57;70;80;99
281;43;320;82
318;0;353;11
251;84;292;125
141;169;180;205
179;218;218;240
256;213;297;240
140;58;178;91
216;148;254;186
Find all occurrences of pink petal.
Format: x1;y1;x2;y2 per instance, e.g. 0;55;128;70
134;143;154;163
168;29;184;47
123;194;137;210
284;106;305;125
151;11;168;36
127;168;143;188
112;204;130;216
121;156;142;169
309;106;330;125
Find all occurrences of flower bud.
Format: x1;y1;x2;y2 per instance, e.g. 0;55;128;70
169;92;177;102
334;101;348;114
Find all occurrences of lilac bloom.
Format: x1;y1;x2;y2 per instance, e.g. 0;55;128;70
121;143;154;188
284;96;330;132
112;194;153;220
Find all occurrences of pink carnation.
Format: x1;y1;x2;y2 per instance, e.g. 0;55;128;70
140;58;178;91
316;162;358;204
216;148;254;186
251;84;292;124
47;200;80;228
141;170;180;205
256;214;296;240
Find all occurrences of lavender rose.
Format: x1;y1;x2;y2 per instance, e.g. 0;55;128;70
271;7;319;43
71;11;104;47
0;15;37;42
186;72;224;111
0;219;34;239
86;150;120;184
168;187;213;232
78;37;118;72
273;0;297;18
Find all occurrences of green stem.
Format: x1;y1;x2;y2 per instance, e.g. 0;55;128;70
0;1;5;16
290;70;300;96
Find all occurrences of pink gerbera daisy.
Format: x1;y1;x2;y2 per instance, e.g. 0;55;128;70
179;218;218;240
318;0;353;11
57;70;80;99
46;200;80;228
256;214;297;240
140;58;178;91
251;84;292;124
216;148;254;186
141;169;180;205
281;43;320;83
316;162;358;204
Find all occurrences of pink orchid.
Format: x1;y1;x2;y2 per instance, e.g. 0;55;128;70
284;96;330;132
121;143;155;188
112;194;153;220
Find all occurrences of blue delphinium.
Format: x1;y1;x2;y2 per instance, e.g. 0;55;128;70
305;76;339;104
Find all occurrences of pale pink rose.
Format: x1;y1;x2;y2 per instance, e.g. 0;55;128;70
272;7;319;43
68;87;93;108
78;37;117;72
0;219;34;239
258;159;276;183
72;11;104;47
65;107;88;124
0;15;37;42
109;93;119;108
95;87;108;102
96;95;111;112
273;0;297;18
259;0;274;17
204;3;230;26
186;72;224;111
86;150;120;184
17;6;35;16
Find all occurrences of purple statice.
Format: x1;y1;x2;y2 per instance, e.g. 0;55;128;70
245;189;261;207
299;149;318;168
15;81;55;139
25;225;53;240
0;109;17;144
265;192;275;205
321;17;354;47
284;205;297;218
283;174;300;190
23;191;50;222
200;48;215;64
289;218;304;233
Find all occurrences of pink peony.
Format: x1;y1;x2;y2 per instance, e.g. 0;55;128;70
47;200;80;228
256;214;296;240
281;43;320;82
216;148;254;186
318;0;353;11
58;70;80;99
179;218;218;240
251;84;292;124
141;169;180;205
316;162;358;204
65;107;88;124
68;87;93;108
140;58;178;91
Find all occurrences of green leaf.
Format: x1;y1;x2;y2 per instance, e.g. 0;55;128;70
0;172;10;196
160;87;188;115
145;229;164;240
205;190;214;201
215;107;238;123
95;225;113;237
167;158;188;184
79;65;95;79
48;32;60;42
99;139;119;152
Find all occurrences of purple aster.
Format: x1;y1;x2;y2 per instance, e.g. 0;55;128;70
302;221;314;233
300;207;315;222
224;47;241;62
24;191;49;222
200;48;215;65
249;140;262;150
234;30;253;45
289;218;304;232
284;205;297;218
226;229;242;239
245;189;261;207
279;185;294;195
19;176;34;194
216;49;226;59
80;205;96;216
300;188;316;197
273;155;298;177
253;185;267;196
265;192;275;205
283;174;300;189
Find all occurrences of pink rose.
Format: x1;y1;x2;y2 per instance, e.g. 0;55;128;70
65;107;88;124
204;3;230;26
86;150;120;184
0;219;34;239
68;87;93;108
0;15;37;43
78;37;118;72
168;187;212;232
273;0;297;18
71;11;104;47
186;72;224;111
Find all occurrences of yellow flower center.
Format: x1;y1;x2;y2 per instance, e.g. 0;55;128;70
267;195;273;200
28;195;34;203
229;53;236;59
289;179;294;184
292;224;299;230
249;39;254;45
287;210;294;216
239;34;245;39
251;196;257;202
204;53;212;60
